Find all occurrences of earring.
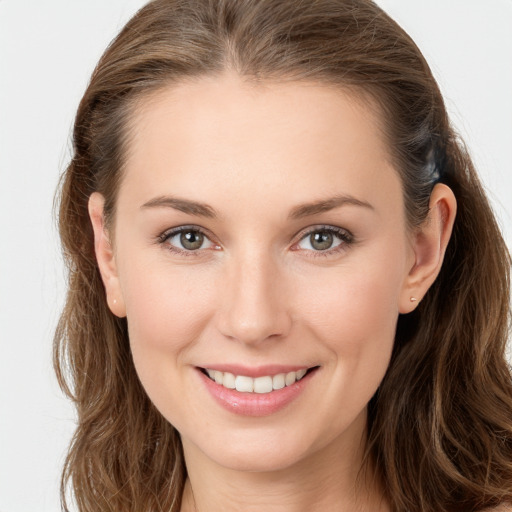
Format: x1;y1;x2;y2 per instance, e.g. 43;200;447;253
410;297;418;302
113;299;117;305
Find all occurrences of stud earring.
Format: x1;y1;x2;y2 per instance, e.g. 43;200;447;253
410;297;418;302
113;299;117;305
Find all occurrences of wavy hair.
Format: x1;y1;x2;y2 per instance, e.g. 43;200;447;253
54;0;512;510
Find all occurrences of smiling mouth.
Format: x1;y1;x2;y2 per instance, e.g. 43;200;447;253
200;367;319;394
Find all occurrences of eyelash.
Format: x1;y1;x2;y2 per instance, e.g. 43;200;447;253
293;225;354;257
156;225;218;257
156;224;354;258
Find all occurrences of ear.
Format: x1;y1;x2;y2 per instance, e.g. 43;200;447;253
399;183;457;314
88;192;126;318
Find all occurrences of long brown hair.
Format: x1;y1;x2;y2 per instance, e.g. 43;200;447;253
54;1;512;510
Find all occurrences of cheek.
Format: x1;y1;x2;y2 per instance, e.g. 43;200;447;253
299;256;402;335
317;270;399;345
119;258;216;378
293;244;406;381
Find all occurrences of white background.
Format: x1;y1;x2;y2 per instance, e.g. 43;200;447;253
1;1;511;510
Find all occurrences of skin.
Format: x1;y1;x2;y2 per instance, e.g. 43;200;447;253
89;71;456;512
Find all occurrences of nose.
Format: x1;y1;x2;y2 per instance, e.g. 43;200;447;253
216;250;292;346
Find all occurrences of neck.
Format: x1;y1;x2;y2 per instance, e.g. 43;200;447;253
180;417;388;512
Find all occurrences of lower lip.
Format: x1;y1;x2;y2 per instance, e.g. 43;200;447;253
197;368;317;417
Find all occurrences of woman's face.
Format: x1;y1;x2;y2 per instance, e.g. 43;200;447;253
97;73;418;472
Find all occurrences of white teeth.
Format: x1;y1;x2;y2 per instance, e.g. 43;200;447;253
285;371;296;386
272;373;285;390
235;375;254;392
254;376;273;394
296;368;307;380
222;372;236;389
204;368;310;394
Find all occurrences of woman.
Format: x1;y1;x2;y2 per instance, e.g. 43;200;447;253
54;0;512;510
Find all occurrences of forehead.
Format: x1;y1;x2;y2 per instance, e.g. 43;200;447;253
119;72;400;216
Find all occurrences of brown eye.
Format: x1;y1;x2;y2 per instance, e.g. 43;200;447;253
180;230;204;250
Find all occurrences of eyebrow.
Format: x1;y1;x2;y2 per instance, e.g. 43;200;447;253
288;194;374;219
140;193;374;219
141;196;217;218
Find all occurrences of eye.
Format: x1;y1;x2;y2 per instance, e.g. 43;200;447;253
159;226;217;253
295;226;353;253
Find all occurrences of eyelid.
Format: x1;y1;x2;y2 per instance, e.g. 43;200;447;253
291;224;354;254
157;225;221;255
155;223;354;257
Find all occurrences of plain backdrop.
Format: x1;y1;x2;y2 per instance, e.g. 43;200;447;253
1;1;511;511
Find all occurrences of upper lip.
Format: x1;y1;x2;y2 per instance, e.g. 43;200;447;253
198;364;316;378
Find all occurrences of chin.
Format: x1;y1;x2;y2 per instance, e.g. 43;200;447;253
181;418;354;475
203;440;311;473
